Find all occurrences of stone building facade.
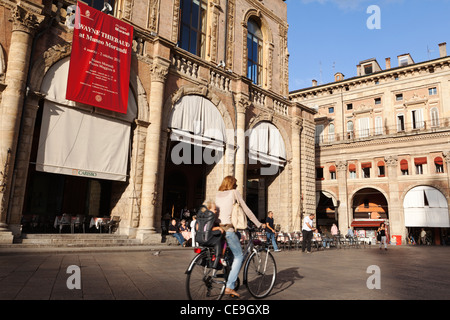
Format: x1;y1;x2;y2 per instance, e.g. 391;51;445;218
290;43;450;244
0;0;316;243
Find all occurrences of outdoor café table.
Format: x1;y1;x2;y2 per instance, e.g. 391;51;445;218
89;217;110;233
54;214;74;233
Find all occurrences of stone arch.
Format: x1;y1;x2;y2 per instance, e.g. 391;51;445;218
162;85;235;136
242;9;273;44
401;183;450;205
27;43;148;121
350;186;390;220
247;118;292;162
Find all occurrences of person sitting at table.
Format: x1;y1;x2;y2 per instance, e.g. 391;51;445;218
179;219;191;241
313;229;322;249
168;219;185;246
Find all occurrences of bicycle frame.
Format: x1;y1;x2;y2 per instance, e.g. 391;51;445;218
185;228;270;279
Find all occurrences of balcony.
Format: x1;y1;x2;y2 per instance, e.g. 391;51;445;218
315;117;450;146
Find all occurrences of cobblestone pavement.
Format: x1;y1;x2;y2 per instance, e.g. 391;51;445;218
0;245;449;302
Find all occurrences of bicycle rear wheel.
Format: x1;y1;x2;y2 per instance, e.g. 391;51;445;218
186;251;226;300
244;249;276;298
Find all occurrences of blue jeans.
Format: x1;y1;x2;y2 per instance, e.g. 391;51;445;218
225;231;243;290
172;233;184;245
266;232;279;251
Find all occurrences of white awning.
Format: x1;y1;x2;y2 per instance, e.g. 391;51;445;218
36;102;131;181
248;122;286;167
36;57;136;182
403;186;450;227
169;95;227;151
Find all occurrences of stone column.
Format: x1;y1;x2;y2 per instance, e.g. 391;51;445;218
0;6;40;240
336;161;349;233
385;156;404;242
235;97;249;196
291;116;303;231
137;60;169;243
7;92;43;236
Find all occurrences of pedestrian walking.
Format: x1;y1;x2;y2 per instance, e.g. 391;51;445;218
302;213;316;253
265;211;281;252
377;223;387;250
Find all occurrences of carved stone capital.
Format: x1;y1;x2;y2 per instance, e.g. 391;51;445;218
150;63;169;83
9;6;42;34
291;117;303;133
443;151;450;164
236;98;251;114
385;155;398;167
336;161;347;172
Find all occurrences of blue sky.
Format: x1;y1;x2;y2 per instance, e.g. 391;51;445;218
286;0;450;91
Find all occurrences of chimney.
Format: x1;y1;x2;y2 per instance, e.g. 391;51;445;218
439;42;447;58
312;79;317;87
385;57;391;70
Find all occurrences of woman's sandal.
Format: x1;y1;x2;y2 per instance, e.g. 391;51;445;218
224;288;240;298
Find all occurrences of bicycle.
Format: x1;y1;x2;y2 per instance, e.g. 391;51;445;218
185;227;277;300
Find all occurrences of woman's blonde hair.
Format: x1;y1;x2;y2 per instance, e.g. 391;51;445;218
203;199;216;210
218;175;237;191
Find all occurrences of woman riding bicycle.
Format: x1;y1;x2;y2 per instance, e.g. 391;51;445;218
215;176;264;298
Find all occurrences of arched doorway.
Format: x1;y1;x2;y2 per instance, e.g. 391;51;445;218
316;191;338;232
163;95;227;222
22;57;137;233
351;187;389;243
247;122;287;221
403;186;450;245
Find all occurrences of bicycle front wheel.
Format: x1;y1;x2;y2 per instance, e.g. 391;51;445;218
186;251;226;300
244;249;277;298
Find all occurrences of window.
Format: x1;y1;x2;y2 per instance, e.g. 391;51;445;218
179;0;208;58
429;87;437;96
328;123;335;142
361;162;371;178
399;56;408;66
377;161;385;177
416;164;424;175
400;159;409;175
347;121;354;139
347;103;353;110
358;118;370;138
329;165;336;180
431;108;439;127
316;167;324;180
396;93;403;101
363;199;369;208
315;124;324;144
247;19;263;85
435;157;444;173
414;157;427;175
411;109;424;129
375;116;383;135
374;97;381;105
328;107;334;114
397;114;405;132
349;164;356;179
364;64;373;74
87;0;115;12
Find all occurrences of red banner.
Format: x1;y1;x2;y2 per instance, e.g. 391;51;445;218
66;2;133;114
